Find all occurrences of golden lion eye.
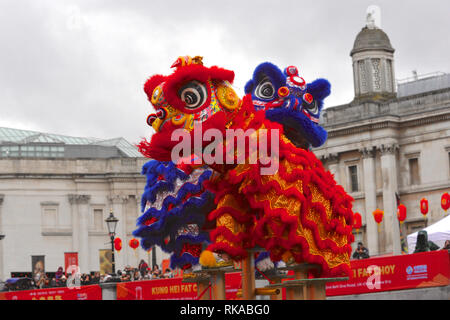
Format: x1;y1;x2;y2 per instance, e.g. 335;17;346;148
151;86;163;105
178;81;207;110
217;83;240;110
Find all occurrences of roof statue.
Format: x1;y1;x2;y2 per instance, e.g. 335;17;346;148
366;5;381;29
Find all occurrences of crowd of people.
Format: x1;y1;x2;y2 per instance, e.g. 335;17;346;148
2;260;175;291
3;235;450;291
352;231;450;260
107;260;175;283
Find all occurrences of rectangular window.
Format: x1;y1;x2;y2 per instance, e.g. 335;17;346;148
406;221;426;236
409;158;420;185
43;208;57;227
93;209;103;231
349;165;359;192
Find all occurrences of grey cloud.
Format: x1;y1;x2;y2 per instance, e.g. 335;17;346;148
0;0;449;144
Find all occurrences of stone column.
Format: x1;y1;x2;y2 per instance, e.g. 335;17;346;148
75;195;91;273
379;143;401;255
68;194;79;252
108;195;127;271
0;195;4;280
323;153;340;184
360;147;378;255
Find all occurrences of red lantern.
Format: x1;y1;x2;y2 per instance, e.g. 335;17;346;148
129;238;140;250
372;209;384;232
114;237;122;252
441;193;450;211
397;204;407;224
353;212;362;233
420;198;428;217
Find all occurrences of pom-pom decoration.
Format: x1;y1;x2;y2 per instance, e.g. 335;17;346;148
353;212;362;233
397;204;407;224
114;237;122;252
441;193;450;212
199;250;217;268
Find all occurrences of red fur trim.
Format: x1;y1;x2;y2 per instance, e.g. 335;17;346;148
209;129;354;276
137;121;184;160
210;226;251;244
206;242;247;260
143;74;167;102
208;207;254;224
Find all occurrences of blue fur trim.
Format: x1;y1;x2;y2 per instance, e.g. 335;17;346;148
265;107;328;147
140;160;189;212
136;171;213;231
170;252;199;270
133;191;214;249
244;62;286;95
134;160;214;254
255;251;270;264
306;78;331;108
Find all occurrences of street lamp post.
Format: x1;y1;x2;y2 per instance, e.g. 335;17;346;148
105;210;119;275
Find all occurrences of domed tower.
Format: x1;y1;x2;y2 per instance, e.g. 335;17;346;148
351;6;396;103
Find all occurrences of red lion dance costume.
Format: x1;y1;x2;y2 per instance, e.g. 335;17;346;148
138;56;354;277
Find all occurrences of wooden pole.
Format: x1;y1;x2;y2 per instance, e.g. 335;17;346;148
306;282;326;300
269;276;284;300
284;268;307;300
210;271;226;300
241;251;255;300
197;279;211;300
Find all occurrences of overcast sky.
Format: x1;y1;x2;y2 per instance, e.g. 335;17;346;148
0;0;449;144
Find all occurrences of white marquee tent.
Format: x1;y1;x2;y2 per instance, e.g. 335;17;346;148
407;214;450;253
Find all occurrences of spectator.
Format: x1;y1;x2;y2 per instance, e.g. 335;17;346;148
133;269;141;281
352;242;370;259
142;270;151;280
59;275;67;287
34;271;46;289
138;260;149;278
82;274;92;285
413;230;440;253
442;240;450;250
120;269;131;282
42;275;50;289
152;265;161;279
55;267;64;281
50;277;57;287
163;268;173;279
91;272;101;284
102;274;112;283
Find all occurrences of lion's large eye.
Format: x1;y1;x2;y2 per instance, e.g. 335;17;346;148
255;77;275;100
178;81;207;110
304;100;319;115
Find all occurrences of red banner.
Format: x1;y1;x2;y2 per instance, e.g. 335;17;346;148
64;252;79;275
117;278;197;300
326;250;450;296
0;284;102;300
117;272;242;300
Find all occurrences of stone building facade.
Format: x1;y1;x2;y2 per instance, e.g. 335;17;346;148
0;128;168;279
315;18;450;257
